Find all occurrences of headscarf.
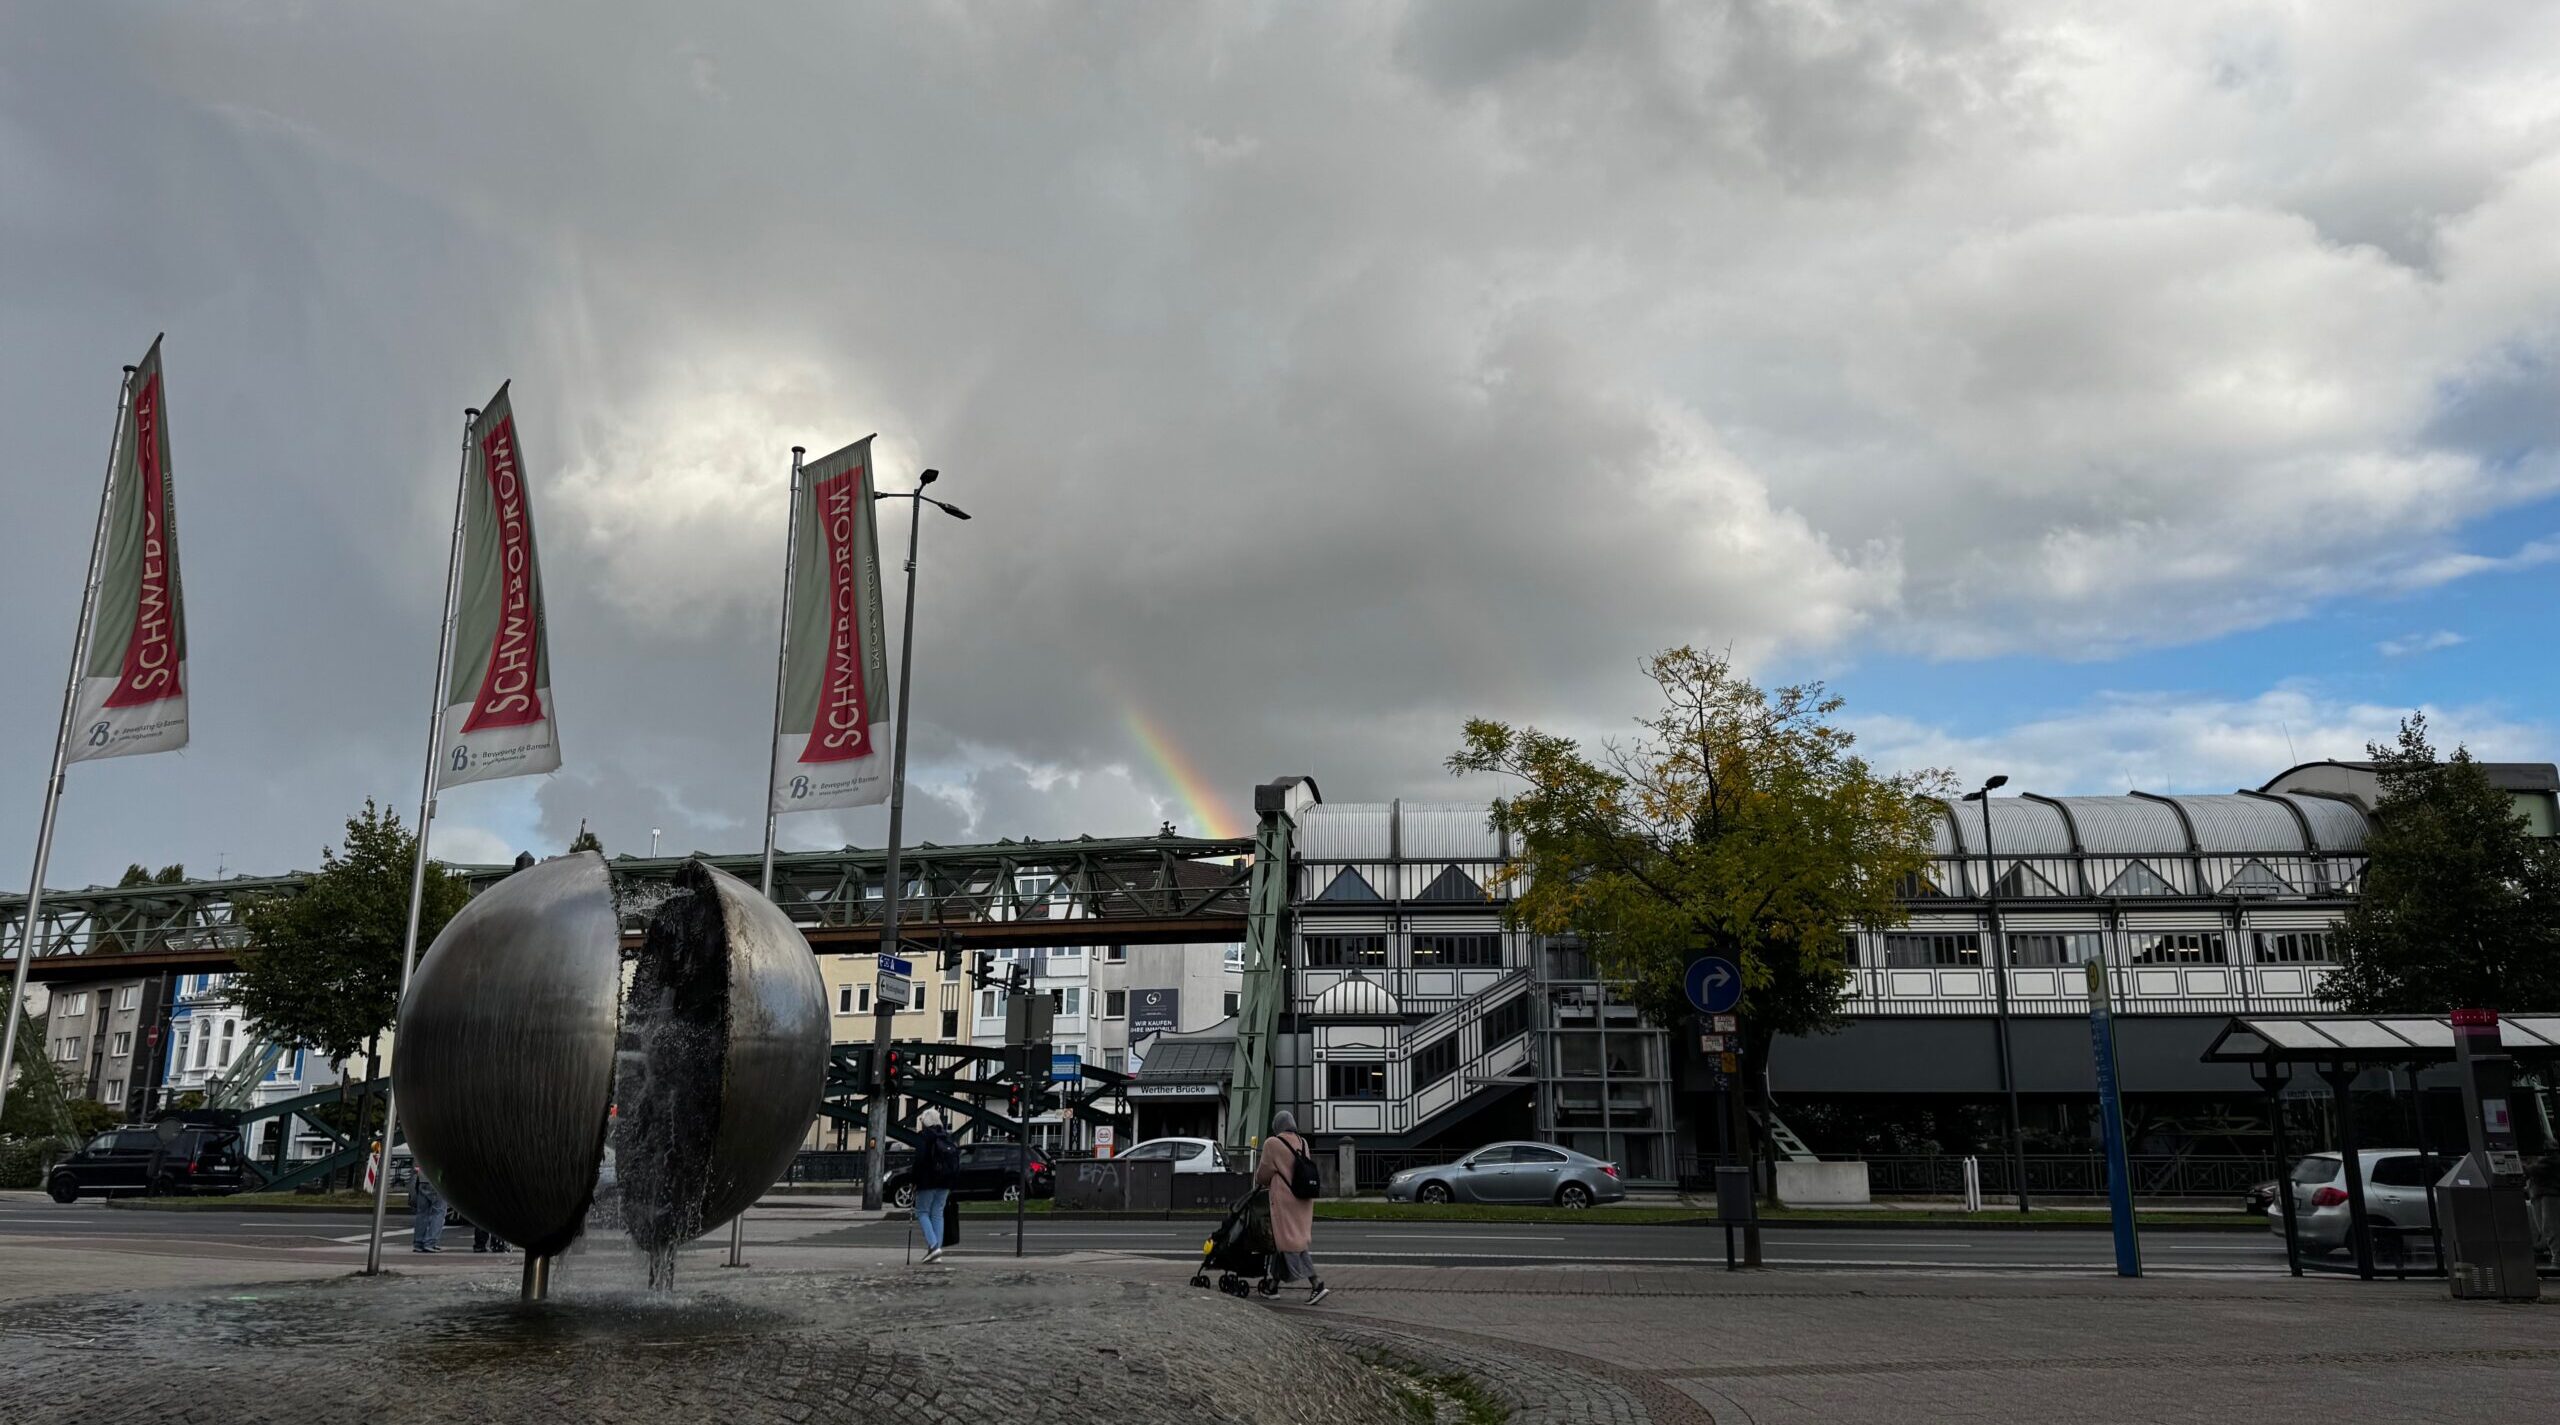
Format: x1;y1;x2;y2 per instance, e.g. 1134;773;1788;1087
1271;1109;1297;1137
920;1108;946;1130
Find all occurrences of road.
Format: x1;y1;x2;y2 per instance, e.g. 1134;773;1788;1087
0;1196;2293;1273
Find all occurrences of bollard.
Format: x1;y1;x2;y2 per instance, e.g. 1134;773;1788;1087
1715;1165;1757;1271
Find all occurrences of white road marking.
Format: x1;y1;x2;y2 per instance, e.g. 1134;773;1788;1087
328;1228;413;1243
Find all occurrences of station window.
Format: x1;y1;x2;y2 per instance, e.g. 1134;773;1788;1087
2129;933;2226;965
2253;931;2335;964
1412;933;1503;967
1325;1062;1386;1100
1411;1036;1460;1090
1482;995;1531;1050
1882;933;1981;968
2005;932;2102;967
1303;934;1387;968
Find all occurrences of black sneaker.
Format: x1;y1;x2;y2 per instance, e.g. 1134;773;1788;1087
1307;1283;1330;1305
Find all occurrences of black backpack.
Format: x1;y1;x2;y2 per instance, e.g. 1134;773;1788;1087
1284;1135;1322;1199
926;1130;960;1181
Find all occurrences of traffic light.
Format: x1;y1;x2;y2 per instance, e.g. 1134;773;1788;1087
884;1045;904;1087
1006;1081;1024;1118
940;944;961;973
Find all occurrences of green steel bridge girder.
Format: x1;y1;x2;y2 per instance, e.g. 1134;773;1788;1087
1223;790;1294;1153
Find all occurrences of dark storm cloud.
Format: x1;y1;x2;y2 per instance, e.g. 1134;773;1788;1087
6;2;2560;884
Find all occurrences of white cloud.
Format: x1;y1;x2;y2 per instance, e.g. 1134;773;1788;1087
2377;630;2468;657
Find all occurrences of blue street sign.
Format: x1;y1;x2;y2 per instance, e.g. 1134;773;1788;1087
877;953;914;979
1684;956;1743;1015
1049;1052;1080;1082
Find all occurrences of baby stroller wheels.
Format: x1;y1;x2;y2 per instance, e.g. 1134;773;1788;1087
1190;1271;1211;1288
1255;1276;1280;1298
1218;1272;1250;1298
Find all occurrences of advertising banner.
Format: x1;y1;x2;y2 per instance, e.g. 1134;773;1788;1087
771;437;892;812
67;337;188;764
438;385;562;786
1129;987;1181;1040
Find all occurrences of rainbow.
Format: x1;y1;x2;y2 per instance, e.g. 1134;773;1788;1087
1122;703;1243;840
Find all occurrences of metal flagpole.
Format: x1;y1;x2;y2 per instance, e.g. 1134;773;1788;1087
363;409;477;1276
863;472;927;1213
728;445;807;1270
0;366;136;1126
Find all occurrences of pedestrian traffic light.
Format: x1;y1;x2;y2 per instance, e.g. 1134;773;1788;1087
940;945;961;972
1007;1082;1024;1118
885;1046;903;1087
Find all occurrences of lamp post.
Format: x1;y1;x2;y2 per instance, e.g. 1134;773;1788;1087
649;828;662;858
1963;774;2031;1213
862;469;969;1212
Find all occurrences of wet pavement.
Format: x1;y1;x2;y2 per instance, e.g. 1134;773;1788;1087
0;1264;1413;1424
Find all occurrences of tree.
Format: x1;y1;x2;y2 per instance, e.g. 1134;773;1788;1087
1450;648;1946;1158
2328;716;2560;1014
117;863;186;887
568;820;603;855
230;801;472;1067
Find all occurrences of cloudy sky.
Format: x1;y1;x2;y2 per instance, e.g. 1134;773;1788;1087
6;2;2559;887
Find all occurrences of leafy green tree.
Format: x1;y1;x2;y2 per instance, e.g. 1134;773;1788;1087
568;821;603;855
2329;716;2560;1013
1450;648;1946;1152
117;863;187;887
231;801;471;1067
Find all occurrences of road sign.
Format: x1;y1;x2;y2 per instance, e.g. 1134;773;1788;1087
876;971;911;1007
1050;1051;1080;1082
1712;1014;1737;1034
1719;1051;1739;1073
1698;1033;1728;1053
877;953;914;979
1684;956;1742;1015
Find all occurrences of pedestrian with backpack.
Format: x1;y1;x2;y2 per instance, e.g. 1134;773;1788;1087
1253;1109;1328;1303
913;1110;962;1264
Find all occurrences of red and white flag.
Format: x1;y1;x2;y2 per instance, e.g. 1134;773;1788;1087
438;385;562;786
772;437;891;812
67;336;189;764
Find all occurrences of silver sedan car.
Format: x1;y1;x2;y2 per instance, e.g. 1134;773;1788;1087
1383;1141;1626;1208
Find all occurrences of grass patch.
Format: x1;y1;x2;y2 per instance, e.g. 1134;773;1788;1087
107;1190;393;1213
957;1198;1056;1214
1360;1348;1509;1425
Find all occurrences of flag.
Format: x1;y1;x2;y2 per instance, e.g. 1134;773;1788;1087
438;385;562;786
67;337;189;764
772;437;891;812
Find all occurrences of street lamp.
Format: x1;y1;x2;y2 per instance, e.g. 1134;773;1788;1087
859;468;969;1212
1961;773;2029;1212
649;828;662;858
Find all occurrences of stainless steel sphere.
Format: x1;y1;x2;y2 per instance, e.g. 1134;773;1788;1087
392;851;829;1260
392;851;621;1257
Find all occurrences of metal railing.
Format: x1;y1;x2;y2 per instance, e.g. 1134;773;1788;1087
1353;1151;1459;1190
1860;1153;2277;1199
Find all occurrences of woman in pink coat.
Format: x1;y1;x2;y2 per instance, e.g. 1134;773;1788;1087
1253;1110;1328;1303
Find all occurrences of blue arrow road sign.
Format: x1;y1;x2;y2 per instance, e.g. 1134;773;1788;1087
1685;956;1743;1015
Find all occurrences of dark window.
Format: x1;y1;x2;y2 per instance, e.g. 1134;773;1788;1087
1514;1146;1567;1164
1543;943;1595;980
2129;933;2226;965
1883;933;1981;967
1464;1146;1517;1166
1304;934;1388;968
1325;1062;1386;1100
941;1010;959;1038
1898;868;1949;898
114;1131;158;1152
2368;1155;2437;1187
1482;995;1531;1051
2254;931;2334;964
2006;932;2102;967
1992;863;2065;897
1223;991;1240;1017
1411;1036;1460;1090
1105;990;1128;1018
2101;861;2177;897
1412;933;1503;967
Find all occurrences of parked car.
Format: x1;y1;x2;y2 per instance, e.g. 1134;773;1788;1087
2272;1150;2445;1254
2242;1179;2278;1214
1114;1137;1228;1174
46;1123;247;1202
885;1141;1055;1209
1384;1141;1626;1208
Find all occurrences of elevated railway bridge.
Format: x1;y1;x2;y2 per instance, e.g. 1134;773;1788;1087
2;813;1298;1189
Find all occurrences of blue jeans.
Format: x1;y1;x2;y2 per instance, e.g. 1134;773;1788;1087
411;1192;444;1250
916;1188;950;1251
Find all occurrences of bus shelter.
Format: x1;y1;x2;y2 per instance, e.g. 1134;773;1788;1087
2201;1014;2560;1280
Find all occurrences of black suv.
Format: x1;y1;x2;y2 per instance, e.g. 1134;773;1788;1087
47;1122;248;1201
885;1142;1055;1209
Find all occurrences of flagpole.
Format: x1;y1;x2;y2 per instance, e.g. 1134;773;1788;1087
0;365;137;1126
363;408;477;1276
727;443;806;1270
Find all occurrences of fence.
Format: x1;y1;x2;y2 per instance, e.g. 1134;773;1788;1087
1354;1150;1458;1191
1671;1152;2273;1198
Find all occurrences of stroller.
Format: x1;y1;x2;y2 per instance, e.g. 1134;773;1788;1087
1191;1186;1281;1298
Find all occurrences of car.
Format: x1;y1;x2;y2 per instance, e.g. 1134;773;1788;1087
47;1122;248;1202
2242;1179;2278;1214
885;1141;1055;1209
1383;1141;1626;1208
1113;1137;1230;1174
2271;1150;2446;1254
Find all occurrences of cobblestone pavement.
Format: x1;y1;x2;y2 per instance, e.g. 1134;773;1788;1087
0;1264;1416;1425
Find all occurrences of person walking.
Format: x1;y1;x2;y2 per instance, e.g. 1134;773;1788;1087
409;1167;446;1254
913;1109;961;1264
1254;1110;1327;1303
471;1217;511;1254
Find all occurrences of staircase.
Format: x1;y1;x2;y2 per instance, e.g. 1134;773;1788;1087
1315;970;1535;1141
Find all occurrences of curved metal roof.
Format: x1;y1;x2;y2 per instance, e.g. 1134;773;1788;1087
1932;793;2369;857
1399;802;1502;861
1310;973;1401;1018
1297;803;1393;861
1296;801;1500;862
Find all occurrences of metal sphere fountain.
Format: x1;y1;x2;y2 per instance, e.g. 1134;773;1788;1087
389;851;827;1298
